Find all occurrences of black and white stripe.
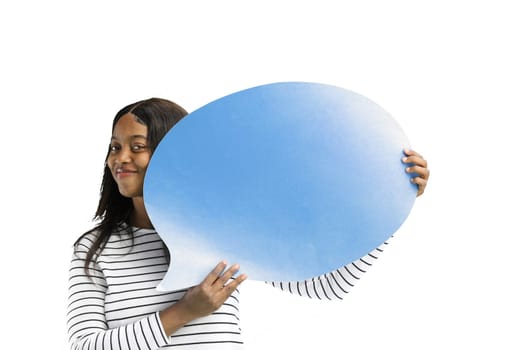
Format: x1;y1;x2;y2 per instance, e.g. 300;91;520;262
67;226;242;349
267;240;390;300
68;225;390;349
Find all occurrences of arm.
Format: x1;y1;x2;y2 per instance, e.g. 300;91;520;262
67;237;247;349
267;239;391;300
159;261;247;336
67;244;170;350
269;149;429;300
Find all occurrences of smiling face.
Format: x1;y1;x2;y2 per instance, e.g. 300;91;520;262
106;113;151;198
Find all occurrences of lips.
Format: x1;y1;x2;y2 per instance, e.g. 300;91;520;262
115;167;138;178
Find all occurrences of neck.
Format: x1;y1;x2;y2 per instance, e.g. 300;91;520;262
130;197;153;229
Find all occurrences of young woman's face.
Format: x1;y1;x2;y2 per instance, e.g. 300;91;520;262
106;113;151;198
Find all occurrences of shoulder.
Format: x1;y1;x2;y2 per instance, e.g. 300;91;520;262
72;228;101;258
71;223;124;256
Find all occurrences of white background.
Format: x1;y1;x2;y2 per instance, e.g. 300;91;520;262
1;1;524;349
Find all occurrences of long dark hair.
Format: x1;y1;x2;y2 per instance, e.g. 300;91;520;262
75;97;188;274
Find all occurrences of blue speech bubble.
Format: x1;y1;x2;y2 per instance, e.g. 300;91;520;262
144;82;417;291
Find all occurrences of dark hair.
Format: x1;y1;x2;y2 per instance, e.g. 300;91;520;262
74;97;188;274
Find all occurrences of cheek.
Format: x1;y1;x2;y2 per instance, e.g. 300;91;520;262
105;158;119;181
139;153;152;170
106;153;115;166
105;157;115;172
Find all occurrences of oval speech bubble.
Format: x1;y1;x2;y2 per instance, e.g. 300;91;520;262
144;82;417;291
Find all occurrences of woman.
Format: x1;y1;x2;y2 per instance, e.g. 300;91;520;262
67;97;429;349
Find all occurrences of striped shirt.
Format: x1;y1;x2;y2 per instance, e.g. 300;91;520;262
67;225;387;349
267;240;388;300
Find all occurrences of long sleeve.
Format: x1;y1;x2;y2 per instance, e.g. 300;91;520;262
268;239;391;300
67;238;170;350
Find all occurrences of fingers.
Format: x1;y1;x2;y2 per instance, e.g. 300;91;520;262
216;264;241;286
411;175;428;196
403;148;422;158
405;165;430;179
403;148;428;168
203;261;247;290
202;261;227;285
210;263;247;300
223;272;248;293
175;262;247;322
403;148;430;197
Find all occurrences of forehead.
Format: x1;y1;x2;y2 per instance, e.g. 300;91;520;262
112;113;148;139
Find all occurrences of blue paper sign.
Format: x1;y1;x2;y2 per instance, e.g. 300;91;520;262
144;82;417;291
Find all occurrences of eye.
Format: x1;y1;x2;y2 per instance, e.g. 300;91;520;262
131;144;147;152
109;144;121;153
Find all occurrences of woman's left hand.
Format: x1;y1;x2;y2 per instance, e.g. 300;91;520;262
402;149;430;197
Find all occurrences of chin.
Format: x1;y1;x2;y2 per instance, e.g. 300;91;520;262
118;188;142;199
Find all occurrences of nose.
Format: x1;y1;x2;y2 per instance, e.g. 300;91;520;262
114;146;133;165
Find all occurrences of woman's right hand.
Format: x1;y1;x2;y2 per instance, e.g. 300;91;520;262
159;261;247;335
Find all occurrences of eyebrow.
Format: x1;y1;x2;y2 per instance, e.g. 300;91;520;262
111;134;148;140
